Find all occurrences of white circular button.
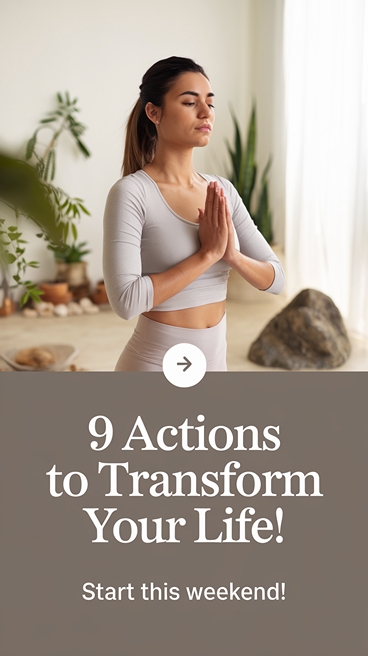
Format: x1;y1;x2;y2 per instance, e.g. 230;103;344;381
162;343;207;388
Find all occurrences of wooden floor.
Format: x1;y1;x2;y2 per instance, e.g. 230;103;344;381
1;296;367;372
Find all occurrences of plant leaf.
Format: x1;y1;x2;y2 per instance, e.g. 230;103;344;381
26;134;37;160
78;203;90;216
254;156;273;243
76;138;91;158
20;291;30;306
242;103;257;208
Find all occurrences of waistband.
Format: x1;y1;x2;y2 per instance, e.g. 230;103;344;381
126;313;227;365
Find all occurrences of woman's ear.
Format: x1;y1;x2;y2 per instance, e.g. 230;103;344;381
145;102;161;125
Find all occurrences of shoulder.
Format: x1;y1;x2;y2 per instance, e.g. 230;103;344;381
104;171;148;224
107;170;148;199
106;171;148;211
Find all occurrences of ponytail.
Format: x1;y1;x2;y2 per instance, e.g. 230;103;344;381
122;56;208;177
122;99;157;176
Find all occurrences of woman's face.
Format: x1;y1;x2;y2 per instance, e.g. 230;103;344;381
147;71;215;148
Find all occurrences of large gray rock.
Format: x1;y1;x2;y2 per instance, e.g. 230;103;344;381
248;289;351;370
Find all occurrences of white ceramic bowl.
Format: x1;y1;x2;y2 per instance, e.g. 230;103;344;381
1;344;79;371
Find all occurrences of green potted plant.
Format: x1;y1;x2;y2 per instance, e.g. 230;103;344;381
0;92;91;308
225;104;273;243
225;104;279;302
54;241;91;287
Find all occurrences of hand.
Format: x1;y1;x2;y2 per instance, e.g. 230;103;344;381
197;182;228;262
222;197;239;265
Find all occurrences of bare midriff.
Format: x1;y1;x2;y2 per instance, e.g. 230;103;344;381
142;300;226;329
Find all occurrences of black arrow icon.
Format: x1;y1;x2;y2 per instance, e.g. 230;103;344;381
177;356;192;372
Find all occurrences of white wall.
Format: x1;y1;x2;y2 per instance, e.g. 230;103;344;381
250;0;285;247
0;0;253;293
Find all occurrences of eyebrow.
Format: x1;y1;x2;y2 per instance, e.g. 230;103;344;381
178;91;215;98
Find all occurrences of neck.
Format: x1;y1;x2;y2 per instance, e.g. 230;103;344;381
146;143;198;187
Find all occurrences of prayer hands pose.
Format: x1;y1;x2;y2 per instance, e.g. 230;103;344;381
198;181;237;264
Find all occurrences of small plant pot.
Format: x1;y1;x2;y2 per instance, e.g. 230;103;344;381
56;260;88;287
91;280;109;305
55;260;69;282
0;296;15;317
68;261;88;286
39;281;72;305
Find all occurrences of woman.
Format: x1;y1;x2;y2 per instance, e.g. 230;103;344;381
103;56;284;371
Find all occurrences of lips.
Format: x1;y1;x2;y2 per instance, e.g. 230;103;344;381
196;124;212;132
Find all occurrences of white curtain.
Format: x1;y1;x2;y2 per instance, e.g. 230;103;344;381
283;0;368;337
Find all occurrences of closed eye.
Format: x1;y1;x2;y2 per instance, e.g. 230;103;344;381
183;102;215;108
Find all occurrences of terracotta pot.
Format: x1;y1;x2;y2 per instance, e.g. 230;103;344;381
39;282;72;305
0;297;15;317
90;280;109;305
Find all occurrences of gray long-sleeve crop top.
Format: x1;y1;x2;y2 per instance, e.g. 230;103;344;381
103;170;284;320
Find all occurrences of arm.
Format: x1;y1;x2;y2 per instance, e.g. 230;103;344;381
219;179;285;294
103;178;227;320
103;178;154;320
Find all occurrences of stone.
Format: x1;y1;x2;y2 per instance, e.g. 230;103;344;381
79;297;100;314
34;301;54;317
248;289;351;370
68;301;83;316
22;308;38;318
37;304;54;318
34;301;49;312
53;304;69;317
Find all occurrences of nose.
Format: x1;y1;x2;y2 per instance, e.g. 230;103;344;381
198;100;211;118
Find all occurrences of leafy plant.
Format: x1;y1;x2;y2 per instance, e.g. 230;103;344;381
226;104;273;244
54;241;90;263
0;92;91;306
26;92;91;244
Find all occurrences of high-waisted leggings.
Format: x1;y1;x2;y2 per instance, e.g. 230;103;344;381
115;313;227;371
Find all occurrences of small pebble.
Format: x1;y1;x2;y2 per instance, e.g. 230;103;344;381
79;297;100;314
68;302;83;316
38;308;54;318
79;297;93;309
22;308;38;318
54;304;69;317
36;301;54;311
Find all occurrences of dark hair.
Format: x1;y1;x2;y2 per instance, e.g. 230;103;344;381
122;56;208;176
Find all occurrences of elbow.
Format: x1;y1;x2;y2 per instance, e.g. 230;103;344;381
104;276;153;321
107;291;139;321
115;304;138;322
263;263;285;295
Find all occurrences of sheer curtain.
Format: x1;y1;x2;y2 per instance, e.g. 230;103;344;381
283;0;368;337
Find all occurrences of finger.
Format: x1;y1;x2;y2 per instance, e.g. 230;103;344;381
204;182;215;219
219;195;227;227
212;185;220;225
225;200;232;226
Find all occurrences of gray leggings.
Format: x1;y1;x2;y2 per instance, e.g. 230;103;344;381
115;313;227;372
